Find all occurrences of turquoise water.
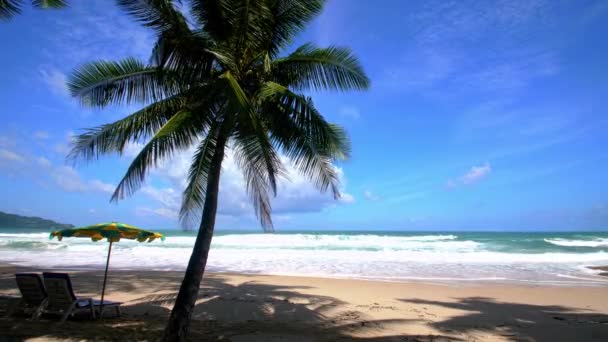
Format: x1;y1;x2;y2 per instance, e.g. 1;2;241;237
1;229;607;285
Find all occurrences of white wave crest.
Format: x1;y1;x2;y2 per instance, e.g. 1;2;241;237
544;238;608;248
2;231;608;284
210;234;466;251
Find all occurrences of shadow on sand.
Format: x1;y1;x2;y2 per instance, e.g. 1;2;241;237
0;268;446;341
1;268;607;341
399;297;608;341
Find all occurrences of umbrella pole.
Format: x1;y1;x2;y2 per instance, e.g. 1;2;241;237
100;240;113;318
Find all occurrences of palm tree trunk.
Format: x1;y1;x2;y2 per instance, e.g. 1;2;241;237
162;134;228;342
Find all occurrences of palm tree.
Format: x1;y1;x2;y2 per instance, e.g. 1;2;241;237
67;0;369;340
0;0;67;20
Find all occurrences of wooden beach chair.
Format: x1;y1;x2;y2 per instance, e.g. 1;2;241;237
8;273;48;320
42;272;122;322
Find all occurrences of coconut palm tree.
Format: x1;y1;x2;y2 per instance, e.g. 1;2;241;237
67;0;369;340
0;0;67;20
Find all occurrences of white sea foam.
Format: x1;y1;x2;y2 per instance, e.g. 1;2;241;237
544;238;608;247
211;233;468;251
1;232;607;285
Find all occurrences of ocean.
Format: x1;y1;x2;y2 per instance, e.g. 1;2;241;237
1;229;608;286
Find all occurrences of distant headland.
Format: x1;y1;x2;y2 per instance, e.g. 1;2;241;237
0;211;74;230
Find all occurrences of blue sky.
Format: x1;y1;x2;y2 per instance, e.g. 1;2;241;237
0;0;607;231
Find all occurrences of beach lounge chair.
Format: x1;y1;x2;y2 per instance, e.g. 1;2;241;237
9;273;48;319
42;272;122;322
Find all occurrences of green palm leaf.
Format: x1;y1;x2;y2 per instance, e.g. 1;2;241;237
32;0;66;8
0;0;21;19
273;43;370;91
1;0;67;20
69;57;182;107
68;94;187;162
179;121;222;227
111;109;204;201
117;0;188;34
259;82;349;197
265;0;323;57
190;0;235;41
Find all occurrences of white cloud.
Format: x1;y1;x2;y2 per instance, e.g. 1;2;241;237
131;146;354;222
0;140;114;195
50;166;88;192
136;206;178;220
379;0;560;97
123;141;144;158
40;68;69;98
461;163;492;184
90;180;115;194
0;148;24;162
339;105;361;120
43;2;153;66
386;191;428;203
363;190;381;201
53;131;76;156
447;163;492;188
141;186;180;209
339;192;355;204
36;157;52;168
49;165;114;194
33;131;50;140
88;209;97;214
0;136;15;148
446;179;457;189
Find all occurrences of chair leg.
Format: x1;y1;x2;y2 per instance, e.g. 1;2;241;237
87;299;95;320
59;302;76;324
32;298;47;320
115;305;120;317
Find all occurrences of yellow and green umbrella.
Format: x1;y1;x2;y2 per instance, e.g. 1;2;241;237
50;222;165;315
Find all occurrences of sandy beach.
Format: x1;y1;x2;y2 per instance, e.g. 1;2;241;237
1;265;607;341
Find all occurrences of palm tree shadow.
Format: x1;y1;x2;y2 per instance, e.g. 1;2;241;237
1;270;458;341
123;274;462;341
400;297;608;341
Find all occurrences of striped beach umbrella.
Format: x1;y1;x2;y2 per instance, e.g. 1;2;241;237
50;223;165;316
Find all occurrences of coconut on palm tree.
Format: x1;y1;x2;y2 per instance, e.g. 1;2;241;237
67;0;369;340
0;0;67;20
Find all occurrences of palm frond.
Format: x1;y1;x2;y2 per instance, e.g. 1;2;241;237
0;0;21;19
232;111;283;231
68;94;187;162
190;0;234;41
150;29;214;75
179;121;222;227
220;70;249;109
233;139;278;232
259;82;349;197
223;71;283;196
69;57;182;107
32;0;66;8
265;0;324;57
117;0;189;34
111;109;204;201
231;0;272;58
272;43;370;91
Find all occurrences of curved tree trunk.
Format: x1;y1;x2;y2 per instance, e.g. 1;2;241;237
162;134;228;342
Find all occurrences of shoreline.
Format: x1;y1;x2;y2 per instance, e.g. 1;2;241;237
1;264;608;341
1;261;608;287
